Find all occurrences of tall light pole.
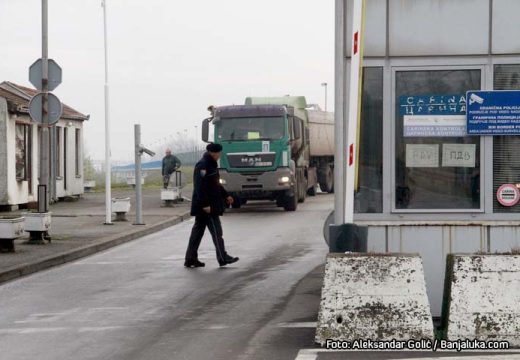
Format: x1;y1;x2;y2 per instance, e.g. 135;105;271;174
321;82;328;111
194;125;198;163
102;0;112;225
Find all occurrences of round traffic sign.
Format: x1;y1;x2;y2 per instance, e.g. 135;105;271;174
29;92;63;125
496;184;520;207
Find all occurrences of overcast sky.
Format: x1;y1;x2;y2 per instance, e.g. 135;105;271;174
0;0;334;162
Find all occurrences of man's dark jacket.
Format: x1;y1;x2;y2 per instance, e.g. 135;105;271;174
190;152;229;216
162;155;182;176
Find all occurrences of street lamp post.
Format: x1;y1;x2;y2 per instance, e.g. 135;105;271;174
102;0;112;225
321;82;328;112
194;125;198;163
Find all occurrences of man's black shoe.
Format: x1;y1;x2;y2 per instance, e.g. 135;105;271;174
219;256;239;267
184;259;205;268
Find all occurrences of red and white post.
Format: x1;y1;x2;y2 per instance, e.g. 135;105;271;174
328;0;367;252
344;0;366;224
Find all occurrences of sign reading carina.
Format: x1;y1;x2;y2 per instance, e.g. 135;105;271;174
400;94;467;137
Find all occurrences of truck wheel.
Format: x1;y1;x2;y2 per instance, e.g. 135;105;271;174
319;165;334;193
298;177;306;203
231;196;241;209
284;185;298;211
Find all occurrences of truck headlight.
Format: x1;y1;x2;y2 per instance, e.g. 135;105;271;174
219;178;226;185
279;176;290;184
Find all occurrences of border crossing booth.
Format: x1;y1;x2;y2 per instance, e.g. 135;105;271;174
336;0;520;317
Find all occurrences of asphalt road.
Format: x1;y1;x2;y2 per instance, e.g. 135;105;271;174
3;193;518;360
0;194;332;360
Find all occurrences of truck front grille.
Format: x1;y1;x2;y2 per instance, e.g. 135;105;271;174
227;153;276;168
242;184;263;190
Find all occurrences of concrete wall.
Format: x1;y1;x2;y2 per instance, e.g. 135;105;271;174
444;255;520;345
364;224;520;318
316;253;433;344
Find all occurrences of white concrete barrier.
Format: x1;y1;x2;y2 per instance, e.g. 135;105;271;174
315;253;434;345
444;254;520;346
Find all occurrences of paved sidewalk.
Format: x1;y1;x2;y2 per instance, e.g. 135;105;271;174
0;187;193;284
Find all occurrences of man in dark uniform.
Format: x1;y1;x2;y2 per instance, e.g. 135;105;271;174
162;148;182;189
184;143;239;268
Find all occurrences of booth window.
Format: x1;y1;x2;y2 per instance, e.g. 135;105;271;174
493;64;520;213
395;70;481;210
15;124;30;181
355;67;383;213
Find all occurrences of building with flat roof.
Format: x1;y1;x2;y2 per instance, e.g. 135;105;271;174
0;81;89;210
336;0;520;316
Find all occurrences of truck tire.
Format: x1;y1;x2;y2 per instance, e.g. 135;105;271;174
298;177;306;203
284;184;298;211
231;196;241;209
319;165;334;193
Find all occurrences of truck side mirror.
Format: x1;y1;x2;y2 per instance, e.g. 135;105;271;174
202;118;210;143
293;118;302;140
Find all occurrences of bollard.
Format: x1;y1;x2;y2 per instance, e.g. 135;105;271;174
328;223;367;253
133;124;155;225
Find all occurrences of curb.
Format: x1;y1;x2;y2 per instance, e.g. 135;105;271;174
0;211;192;285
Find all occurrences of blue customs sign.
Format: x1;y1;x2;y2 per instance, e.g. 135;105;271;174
466;90;520;135
400;95;467;137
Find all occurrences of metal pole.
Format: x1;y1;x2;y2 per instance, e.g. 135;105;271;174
333;0;345;226
194;125;198;163
325;83;328;112
322;82;328;112
102;0;112;224
39;0;50;213
134;124;144;225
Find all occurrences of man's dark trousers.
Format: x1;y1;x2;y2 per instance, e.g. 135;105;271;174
185;213;227;263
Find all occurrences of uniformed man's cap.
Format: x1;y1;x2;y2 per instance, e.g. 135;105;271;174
206;143;223;153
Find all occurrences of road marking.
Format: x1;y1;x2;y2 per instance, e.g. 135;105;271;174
19;327;68;334
0;325;154;335
277;322;316;328
205;325;229;330
88;307;129;311
294;349;520;360
14;312;71;323
294;349;319;360
78;326;126;332
389;356;520;360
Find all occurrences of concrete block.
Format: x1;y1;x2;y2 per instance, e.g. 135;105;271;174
443;254;520;345
315;253;434;345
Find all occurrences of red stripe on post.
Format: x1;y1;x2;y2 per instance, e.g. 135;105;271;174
349;144;354;166
353;31;359;55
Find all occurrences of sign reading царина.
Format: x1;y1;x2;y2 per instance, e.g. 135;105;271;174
400;95;467;137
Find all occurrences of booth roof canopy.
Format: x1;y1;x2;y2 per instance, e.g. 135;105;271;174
0;81;89;121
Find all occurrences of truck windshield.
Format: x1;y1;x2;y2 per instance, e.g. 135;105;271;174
217;117;285;141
